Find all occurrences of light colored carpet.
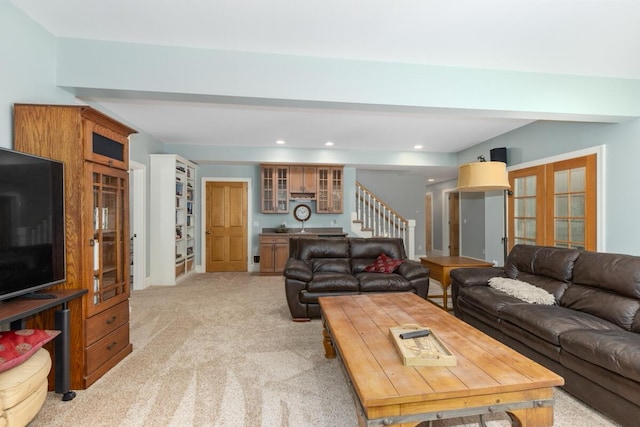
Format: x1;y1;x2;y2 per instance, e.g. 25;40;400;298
30;273;620;426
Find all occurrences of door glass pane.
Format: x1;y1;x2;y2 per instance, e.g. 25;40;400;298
570;168;585;192
515;198;524;216
555;219;568;241
555;171;568;192
571;194;585;216
525;198;536;217
513;175;537;245
525;176;536;195
555;195;568;216
525;219;536;239
571;219;585;244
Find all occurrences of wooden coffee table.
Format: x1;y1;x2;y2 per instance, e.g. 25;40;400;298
319;293;564;427
420;256;493;311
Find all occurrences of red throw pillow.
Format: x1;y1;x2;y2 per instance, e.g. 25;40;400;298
364;253;405;273
0;329;60;373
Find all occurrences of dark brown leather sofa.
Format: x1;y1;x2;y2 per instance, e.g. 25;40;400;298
450;244;640;426
283;237;430;321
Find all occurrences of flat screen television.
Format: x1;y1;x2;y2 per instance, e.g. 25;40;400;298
0;147;65;301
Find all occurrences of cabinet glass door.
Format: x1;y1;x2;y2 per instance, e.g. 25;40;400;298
91;164;129;314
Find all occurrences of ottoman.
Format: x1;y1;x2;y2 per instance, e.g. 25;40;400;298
0;348;51;427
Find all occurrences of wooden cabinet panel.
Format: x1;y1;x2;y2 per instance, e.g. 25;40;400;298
85;323;131;375
14;104;136;390
317;166;344;213
85;300;130;346
261;164;342;213
261;165;289;213
289;166;317;195
259;234;291;273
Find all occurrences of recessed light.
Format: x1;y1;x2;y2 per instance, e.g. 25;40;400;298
427;178;435;182
414;145;423;149
276;140;285;145
325;141;334;146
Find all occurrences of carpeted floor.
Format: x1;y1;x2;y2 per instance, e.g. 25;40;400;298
30;273;620;426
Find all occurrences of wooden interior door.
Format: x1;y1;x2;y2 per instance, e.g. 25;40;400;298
425;193;433;252
448;192;460;256
205;181;247;272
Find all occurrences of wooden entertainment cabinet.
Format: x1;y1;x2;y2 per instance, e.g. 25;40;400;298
13;104;136;389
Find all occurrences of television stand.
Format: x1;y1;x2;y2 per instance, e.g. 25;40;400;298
0;289;87;401
15;292;58;300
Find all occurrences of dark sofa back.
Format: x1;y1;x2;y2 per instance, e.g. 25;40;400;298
560;250;640;331
349;238;406;273
291;237;351;274
504;245;580;300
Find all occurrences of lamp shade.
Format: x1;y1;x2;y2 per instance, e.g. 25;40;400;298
456;161;510;192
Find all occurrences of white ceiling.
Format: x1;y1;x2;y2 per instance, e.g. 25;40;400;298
10;0;640;176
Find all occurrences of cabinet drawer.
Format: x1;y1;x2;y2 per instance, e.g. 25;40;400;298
259;235;290;244
85;300;129;346
86;323;130;374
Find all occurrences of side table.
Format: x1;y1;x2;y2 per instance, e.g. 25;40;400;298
420;256;493;311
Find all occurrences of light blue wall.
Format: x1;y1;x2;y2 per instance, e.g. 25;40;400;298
0;2;77;149
56;38;640;120
355;170;429;256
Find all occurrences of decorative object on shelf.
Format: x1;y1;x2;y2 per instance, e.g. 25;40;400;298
275;222;289;233
457;153;511;263
293;204;311;222
293;204;311;233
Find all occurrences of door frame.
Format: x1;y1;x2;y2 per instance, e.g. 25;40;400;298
506;145;605;252
424;192;433;254
201;177;253;272
441;187;458;257
129;160;147;290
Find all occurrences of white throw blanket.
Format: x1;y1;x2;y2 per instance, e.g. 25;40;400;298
488;277;556;305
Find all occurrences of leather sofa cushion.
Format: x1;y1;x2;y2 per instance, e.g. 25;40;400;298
505;244;579;282
457;286;525;318
560;284;640;331
300;290;359;304
559;348;640;407
532;246;580;281
297;238;350;261
312;258;351;274
559;330;640;383
572;250;640;299
307;272;359;292
509;272;571;301
350;237;406;273
499;304;622;346
355;272;412;292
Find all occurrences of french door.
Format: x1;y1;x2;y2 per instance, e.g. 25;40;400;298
508;154;597;251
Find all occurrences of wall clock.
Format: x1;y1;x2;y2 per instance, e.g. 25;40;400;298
293;204;311;222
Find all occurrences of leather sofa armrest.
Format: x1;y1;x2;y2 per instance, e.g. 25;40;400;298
450;267;505;287
283;258;313;282
397;260;429;280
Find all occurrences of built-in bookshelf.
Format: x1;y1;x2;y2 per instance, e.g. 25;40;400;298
150;154;197;285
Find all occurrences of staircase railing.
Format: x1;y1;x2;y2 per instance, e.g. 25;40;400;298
354;181;416;259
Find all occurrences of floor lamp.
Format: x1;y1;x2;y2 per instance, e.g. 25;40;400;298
456;158;511;264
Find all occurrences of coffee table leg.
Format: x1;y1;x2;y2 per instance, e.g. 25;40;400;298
507;405;553;426
322;320;336;358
